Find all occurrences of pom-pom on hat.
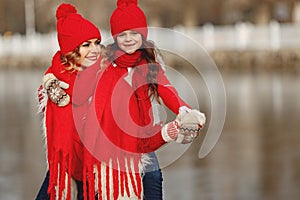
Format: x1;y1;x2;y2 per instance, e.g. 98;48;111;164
110;0;148;39
56;3;101;55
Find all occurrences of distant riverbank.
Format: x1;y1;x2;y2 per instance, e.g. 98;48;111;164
1;49;300;72
211;49;300;73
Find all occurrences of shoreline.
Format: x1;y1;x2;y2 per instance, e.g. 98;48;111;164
211;49;300;73
1;49;300;73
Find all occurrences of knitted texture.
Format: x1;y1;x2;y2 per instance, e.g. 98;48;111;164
110;0;148;38
56;3;101;55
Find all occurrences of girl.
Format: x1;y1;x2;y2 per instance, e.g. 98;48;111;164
74;0;206;199
36;3;103;200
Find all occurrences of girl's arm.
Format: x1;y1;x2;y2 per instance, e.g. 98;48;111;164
156;65;191;114
119;126;167;153
115;112;204;153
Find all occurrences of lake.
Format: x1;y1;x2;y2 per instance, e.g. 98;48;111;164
0;68;299;200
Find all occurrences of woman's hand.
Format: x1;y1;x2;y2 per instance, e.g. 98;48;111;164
42;73;70;107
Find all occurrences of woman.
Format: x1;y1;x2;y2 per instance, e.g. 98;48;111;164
36;3;103;200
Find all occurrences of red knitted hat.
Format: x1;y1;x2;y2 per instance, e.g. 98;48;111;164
110;0;148;39
56;3;101;55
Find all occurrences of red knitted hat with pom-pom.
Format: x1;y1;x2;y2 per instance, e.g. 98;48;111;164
110;0;148;39
56;3;101;55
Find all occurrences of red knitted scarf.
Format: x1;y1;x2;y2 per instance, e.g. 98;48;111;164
114;49;142;68
43;51;82;200
43;51;102;200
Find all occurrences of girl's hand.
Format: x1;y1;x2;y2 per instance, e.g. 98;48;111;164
161;109;206;144
178;109;206;128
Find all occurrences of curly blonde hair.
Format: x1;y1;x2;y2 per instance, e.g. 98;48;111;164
60;44;105;72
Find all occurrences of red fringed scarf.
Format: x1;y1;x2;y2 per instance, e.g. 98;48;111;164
40;51;100;200
41;51;79;200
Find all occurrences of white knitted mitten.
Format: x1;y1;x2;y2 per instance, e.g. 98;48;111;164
161;120;180;142
42;73;70;107
177;109;206;144
161;109;206;144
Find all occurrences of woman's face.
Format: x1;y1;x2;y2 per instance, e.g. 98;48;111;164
116;30;143;54
78;38;102;67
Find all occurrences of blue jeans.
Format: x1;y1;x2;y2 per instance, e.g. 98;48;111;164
35;171;50;200
35;171;84;200
36;153;162;200
142;152;163;200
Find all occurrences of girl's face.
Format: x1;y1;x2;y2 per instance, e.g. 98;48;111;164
78;38;102;67
116;30;143;54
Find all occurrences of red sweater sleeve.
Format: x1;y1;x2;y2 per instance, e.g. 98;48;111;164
109;126;167;153
131;66;190;152
156;66;190;114
137;126;167;153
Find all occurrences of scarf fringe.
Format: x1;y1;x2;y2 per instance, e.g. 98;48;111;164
47;153;78;200
37;86;49;168
37;86;48;113
82;155;148;200
44;136;151;200
41;97;76;200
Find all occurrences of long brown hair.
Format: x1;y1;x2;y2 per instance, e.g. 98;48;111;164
104;38;162;103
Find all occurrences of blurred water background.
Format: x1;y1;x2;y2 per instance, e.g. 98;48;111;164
1;61;300;200
1;0;300;200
